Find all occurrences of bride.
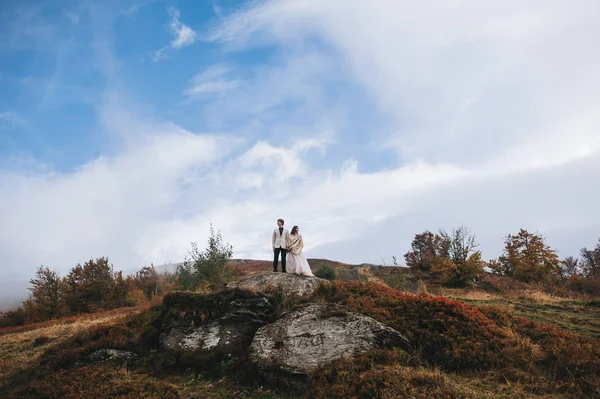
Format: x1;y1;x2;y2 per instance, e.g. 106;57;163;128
286;226;314;276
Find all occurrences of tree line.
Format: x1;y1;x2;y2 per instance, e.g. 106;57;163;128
0;258;177;328
404;227;600;291
2;225;599;328
0;226;233;328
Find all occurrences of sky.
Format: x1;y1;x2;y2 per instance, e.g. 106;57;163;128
1;0;600;307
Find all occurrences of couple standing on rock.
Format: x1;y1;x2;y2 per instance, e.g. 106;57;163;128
272;219;314;276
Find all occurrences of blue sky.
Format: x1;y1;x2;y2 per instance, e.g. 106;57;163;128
1;0;600;306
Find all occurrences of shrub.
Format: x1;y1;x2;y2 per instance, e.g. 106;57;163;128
314;281;510;371
568;274;600;295
176;225;235;290
0;307;26;328
315;264;337;280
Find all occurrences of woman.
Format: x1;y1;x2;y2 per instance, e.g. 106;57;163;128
286;226;314;276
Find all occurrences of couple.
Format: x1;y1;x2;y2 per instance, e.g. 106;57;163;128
272;219;314;276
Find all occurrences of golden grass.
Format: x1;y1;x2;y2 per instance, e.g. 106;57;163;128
442;287;576;304
442;288;503;301
517;290;575;303
356;266;387;285
0;306;145;380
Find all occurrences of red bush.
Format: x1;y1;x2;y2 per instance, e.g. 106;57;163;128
314;282;510;370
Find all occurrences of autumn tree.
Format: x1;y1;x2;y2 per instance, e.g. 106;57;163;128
109;271;136;308
177;225;234;290
560;256;581;279
27;266;65;320
497;229;560;283
580;239;600;279
432;227;484;286
135;264;160;299
64;257;115;313
404;231;446;275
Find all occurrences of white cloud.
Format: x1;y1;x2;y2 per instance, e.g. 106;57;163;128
3;0;600;308
167;7;196;49
210;0;600;170
184;65;240;99
150;7;197;62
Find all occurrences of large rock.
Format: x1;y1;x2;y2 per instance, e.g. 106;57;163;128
160;295;274;355
226;272;330;301
249;303;410;375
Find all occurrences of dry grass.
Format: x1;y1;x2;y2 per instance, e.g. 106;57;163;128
442;287;575;304
356;266;387;285
517;290;576;303
442;288;502;301
0;306;145;380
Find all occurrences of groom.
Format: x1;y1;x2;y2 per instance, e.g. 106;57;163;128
272;218;289;272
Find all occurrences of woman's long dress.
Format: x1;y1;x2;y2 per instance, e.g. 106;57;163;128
286;234;314;276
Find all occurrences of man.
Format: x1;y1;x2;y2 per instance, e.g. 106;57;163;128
272;218;289;272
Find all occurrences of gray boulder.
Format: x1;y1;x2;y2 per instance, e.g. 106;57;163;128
249;303;409;375
226;272;330;301
160;295;274;355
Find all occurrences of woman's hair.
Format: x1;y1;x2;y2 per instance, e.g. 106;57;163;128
291;226;299;235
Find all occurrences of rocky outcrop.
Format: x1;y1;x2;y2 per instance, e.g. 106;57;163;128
226;272;330;301
160;295;274;356
249;303;410;375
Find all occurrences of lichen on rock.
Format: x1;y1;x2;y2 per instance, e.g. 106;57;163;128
249;303;409;375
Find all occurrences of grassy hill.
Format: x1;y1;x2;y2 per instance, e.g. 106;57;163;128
1;260;599;398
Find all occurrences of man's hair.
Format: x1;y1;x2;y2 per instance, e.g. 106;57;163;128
277;219;285;225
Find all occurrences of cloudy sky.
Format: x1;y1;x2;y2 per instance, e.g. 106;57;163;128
1;0;599;302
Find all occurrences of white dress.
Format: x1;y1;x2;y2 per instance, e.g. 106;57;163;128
286;234;314;276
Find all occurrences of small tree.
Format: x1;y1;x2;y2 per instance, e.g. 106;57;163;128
498;229;560;283
404;231;446;275
315;264;337;280
177;224;234;290
135;264;160;299
64;257;115;313
432;227;483;287
560;256;581;279
28;266;65;320
580;239;600;279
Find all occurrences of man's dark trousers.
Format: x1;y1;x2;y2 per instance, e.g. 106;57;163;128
273;247;287;272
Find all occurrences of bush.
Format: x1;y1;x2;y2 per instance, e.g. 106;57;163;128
0;307;26;328
315;264;337;280
568;274;600;295
314;281;510;371
177;225;234;290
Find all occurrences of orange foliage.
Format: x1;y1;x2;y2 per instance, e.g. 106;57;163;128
314;281;510;370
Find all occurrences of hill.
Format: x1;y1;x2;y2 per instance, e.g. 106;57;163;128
1;263;599;398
